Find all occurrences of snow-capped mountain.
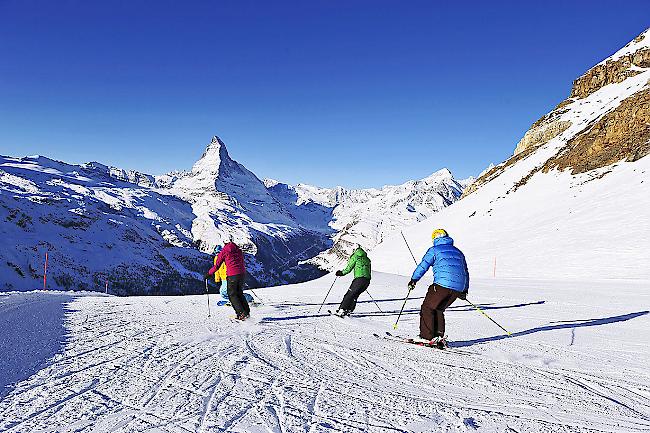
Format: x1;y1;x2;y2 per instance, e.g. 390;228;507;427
0;155;208;295
1;137;465;293
372;28;650;280
265;169;466;270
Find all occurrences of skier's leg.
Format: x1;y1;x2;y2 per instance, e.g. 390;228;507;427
227;276;245;316
347;277;370;312
434;287;458;337
238;277;250;316
219;281;229;300
420;285;445;340
338;281;357;311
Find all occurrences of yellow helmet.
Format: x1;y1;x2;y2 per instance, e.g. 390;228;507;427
432;229;448;240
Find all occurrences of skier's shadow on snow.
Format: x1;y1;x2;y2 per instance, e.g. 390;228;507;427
276;297;425;308
447;300;546;312
451;310;649;348
264;300;547;321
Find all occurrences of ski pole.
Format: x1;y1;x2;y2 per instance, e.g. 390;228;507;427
365;289;383;314
464;298;511;336
318;275;338;313
401;231;418;264
246;285;263;303
205;279;211;318
392;231;418;329
392;287;412;329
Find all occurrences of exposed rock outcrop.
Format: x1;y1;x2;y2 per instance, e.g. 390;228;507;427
463;28;650;197
571;47;650;100
514;119;572;155
544;85;650;174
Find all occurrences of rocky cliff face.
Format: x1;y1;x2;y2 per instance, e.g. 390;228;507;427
465;27;650;197
570;33;650;100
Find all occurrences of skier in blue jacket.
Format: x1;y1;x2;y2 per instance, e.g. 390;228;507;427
408;229;469;348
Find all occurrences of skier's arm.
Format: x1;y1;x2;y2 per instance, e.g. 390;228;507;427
340;255;356;276
411;248;435;281
463;255;470;292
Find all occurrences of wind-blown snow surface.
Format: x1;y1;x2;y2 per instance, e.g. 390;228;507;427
1;272;649;432
0;291;73;400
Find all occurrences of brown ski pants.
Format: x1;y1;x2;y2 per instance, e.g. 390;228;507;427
420;284;458;340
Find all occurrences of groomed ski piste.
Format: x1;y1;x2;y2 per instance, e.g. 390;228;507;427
1;272;649;432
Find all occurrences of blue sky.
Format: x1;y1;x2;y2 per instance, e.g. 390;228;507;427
0;1;648;188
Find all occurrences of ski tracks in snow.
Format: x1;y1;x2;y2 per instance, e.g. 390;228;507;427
1;282;650;432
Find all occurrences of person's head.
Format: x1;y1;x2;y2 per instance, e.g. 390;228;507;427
431;229;448;243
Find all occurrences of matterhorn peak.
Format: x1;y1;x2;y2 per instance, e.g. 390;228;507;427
192;135;231;174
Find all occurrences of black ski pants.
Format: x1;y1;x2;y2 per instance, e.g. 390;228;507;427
227;274;250;317
338;277;371;312
420;284;458;340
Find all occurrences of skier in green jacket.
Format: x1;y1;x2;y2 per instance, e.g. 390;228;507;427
334;245;372;317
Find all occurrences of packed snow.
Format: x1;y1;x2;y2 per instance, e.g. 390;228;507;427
0;273;648;432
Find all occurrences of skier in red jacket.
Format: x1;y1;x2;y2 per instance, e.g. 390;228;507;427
206;241;249;320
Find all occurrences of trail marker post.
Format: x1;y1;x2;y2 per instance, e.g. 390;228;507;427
43;252;48;290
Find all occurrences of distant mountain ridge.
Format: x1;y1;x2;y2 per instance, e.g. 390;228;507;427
0;137;466;293
265;169;467;270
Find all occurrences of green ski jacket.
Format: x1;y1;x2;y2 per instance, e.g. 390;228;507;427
341;247;372;279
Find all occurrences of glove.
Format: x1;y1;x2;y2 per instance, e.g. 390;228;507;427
458;291;467;300
408;279;417;291
335;270;344;277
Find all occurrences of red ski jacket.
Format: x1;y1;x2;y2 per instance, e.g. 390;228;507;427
209;242;246;277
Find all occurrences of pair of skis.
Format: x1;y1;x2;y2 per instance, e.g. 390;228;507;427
374;331;474;355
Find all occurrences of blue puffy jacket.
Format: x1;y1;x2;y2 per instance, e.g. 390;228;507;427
411;235;469;293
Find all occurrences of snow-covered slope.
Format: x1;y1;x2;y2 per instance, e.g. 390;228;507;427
372;28;650;281
1;273;648;432
266;169;465;270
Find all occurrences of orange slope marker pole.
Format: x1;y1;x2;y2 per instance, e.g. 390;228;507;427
43;252;48;290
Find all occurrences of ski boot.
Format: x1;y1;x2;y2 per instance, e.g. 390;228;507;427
432;335;448;349
410;336;432;345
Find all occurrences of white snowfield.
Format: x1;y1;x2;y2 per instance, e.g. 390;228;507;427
372;156;650;281
1;272;649;432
